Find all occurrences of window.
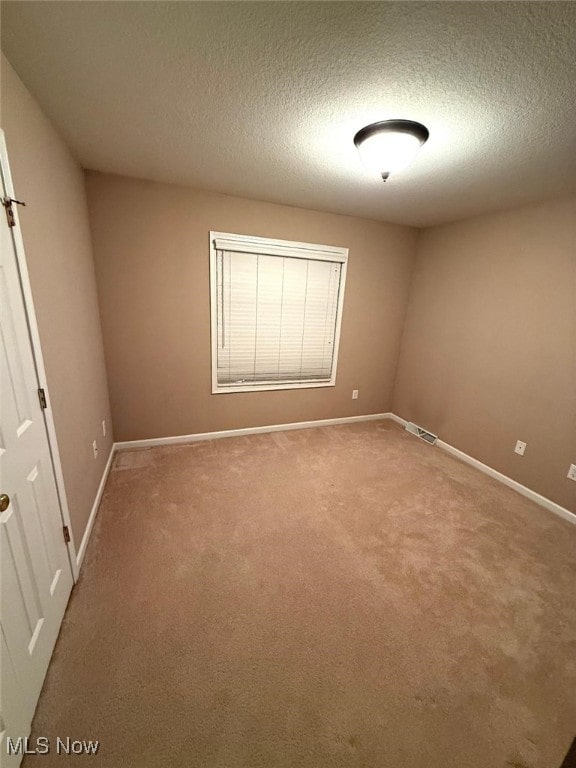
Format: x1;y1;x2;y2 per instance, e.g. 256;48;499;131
210;232;348;393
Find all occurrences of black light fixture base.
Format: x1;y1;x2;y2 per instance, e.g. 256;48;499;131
353;119;430;148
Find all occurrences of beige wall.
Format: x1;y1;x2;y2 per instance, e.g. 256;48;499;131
393;197;576;511
85;171;417;442
1;56;114;544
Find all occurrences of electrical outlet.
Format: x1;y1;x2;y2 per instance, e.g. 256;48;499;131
352;389;359;400
514;440;526;456
102;419;107;437
92;440;98;459
567;464;576;482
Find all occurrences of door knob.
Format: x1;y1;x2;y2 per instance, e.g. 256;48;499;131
0;494;10;512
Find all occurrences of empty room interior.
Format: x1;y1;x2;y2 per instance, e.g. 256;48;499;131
1;2;576;767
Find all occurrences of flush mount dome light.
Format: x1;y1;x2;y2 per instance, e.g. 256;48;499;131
353;119;429;182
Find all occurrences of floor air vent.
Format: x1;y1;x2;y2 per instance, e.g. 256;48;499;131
405;422;438;445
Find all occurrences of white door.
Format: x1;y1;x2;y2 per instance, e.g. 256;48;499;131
0;139;74;765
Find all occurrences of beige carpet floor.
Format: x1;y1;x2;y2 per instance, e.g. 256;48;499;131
25;422;576;768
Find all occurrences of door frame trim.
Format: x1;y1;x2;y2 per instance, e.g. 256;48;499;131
0;130;79;581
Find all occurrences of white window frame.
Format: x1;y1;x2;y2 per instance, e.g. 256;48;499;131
209;231;348;394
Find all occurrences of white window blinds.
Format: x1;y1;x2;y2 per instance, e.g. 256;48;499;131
210;233;348;393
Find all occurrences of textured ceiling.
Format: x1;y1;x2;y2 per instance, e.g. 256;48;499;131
2;1;576;227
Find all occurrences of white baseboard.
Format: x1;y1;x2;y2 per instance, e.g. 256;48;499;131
114;412;393;450
75;445;116;571
436;439;575;525
386;413;408;427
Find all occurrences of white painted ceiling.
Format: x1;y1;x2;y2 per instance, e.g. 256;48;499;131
2;1;576;227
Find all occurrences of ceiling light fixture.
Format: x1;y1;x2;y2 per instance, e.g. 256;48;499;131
353;119;429;182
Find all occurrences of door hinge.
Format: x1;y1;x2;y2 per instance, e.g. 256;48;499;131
63;525;71;544
38;388;47;410
2;197;26;228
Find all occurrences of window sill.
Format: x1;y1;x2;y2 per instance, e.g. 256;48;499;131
212;380;336;394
